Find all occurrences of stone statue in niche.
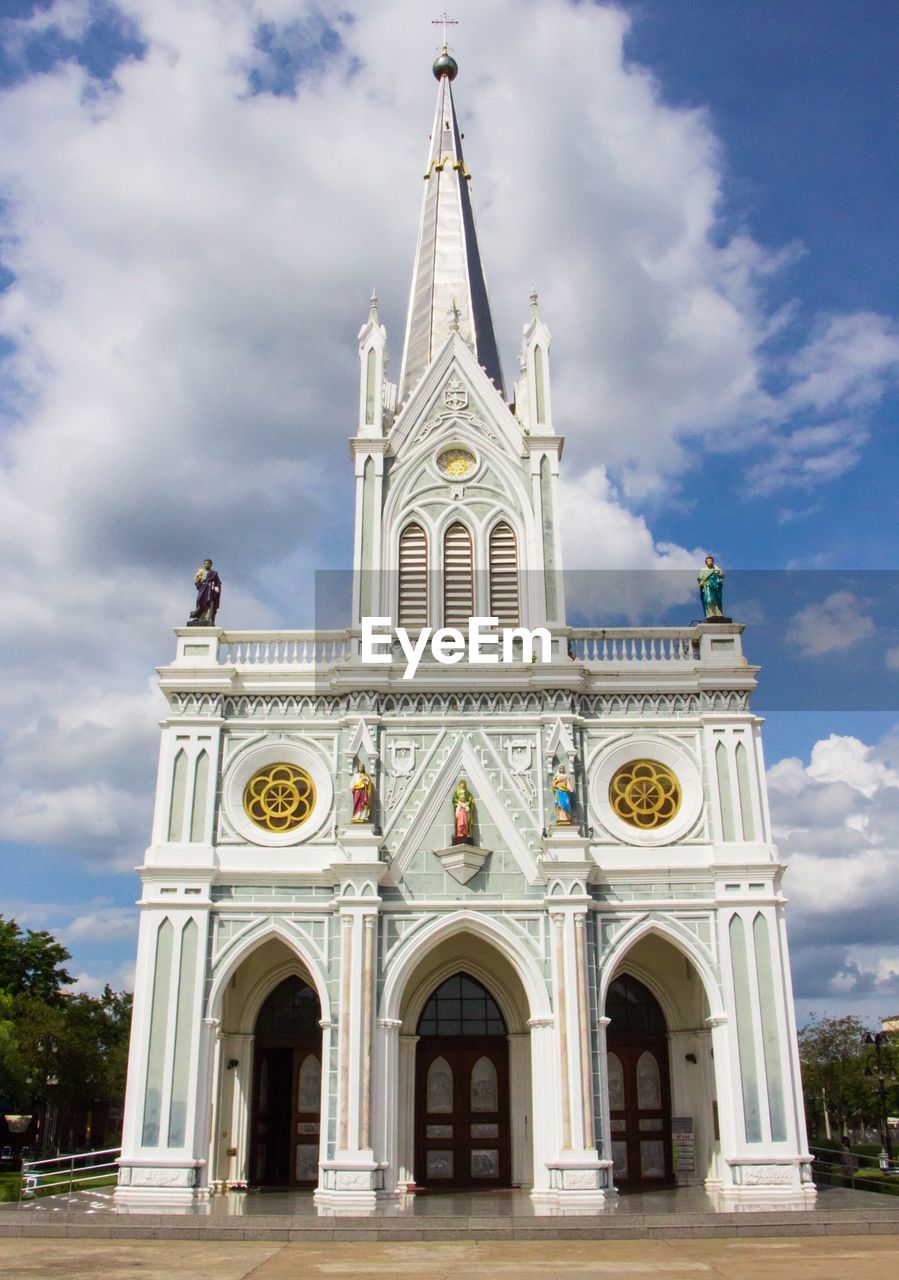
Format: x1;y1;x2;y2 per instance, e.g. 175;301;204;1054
698;555;730;621
351;763;373;823
188;558;222;626
452;778;474;845
551;763;574;825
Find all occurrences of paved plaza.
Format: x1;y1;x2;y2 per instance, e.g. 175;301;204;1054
2;1235;899;1280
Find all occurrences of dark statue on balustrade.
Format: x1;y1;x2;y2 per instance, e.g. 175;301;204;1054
188;559;222;626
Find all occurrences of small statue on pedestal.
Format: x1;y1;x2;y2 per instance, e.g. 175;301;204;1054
452;778;474;845
698;555;730;622
351;763;373;823
188;559;222;626
551;763;574;825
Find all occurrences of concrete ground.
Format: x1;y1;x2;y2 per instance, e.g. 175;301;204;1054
1;1236;897;1280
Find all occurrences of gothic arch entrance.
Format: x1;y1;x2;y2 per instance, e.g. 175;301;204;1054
414;973;512;1189
250;975;322;1186
605;974;674;1189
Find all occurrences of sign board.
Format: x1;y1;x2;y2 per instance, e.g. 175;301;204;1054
672;1115;695;1173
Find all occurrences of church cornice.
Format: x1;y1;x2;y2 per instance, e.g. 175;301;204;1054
164;687;752;721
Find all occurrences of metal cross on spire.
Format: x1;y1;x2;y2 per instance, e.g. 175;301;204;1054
431;11;458;48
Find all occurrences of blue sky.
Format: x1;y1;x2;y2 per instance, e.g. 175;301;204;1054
0;0;897;1023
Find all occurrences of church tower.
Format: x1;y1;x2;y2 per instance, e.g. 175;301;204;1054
116;46;815;1211
352;47;564;634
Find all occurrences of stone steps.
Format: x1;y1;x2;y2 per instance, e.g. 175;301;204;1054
2;1205;899;1242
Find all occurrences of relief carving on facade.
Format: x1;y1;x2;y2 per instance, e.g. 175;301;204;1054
384;739;417;809
740;1164;794;1186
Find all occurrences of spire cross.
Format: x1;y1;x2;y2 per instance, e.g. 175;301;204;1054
431;11;458;48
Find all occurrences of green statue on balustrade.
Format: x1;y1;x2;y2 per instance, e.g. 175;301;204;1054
698;556;725;620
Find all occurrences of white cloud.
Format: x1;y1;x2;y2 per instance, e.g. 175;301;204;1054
559;466;701;621
768;728;899;1006
806;734;899;797
785;591;875;657
886;647;899;670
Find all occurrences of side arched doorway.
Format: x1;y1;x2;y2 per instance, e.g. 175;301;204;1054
414;973;511;1189
250;975;322;1186
606;974;673;1189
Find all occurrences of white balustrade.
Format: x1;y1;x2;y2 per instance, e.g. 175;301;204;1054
218;631;355;666
206;627;721;670
567;628;696;663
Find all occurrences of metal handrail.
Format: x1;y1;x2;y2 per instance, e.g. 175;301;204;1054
809;1143;898;1191
19;1146;121;1201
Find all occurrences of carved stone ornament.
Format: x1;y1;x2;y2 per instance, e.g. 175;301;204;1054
389;740;416;776
443;377;469;410
432;843;490;885
507;739;533;775
740;1164;794;1186
385;738;417;809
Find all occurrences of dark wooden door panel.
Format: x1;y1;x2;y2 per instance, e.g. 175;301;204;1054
607;1038;673;1188
251;1044;321;1187
415;1039;511;1189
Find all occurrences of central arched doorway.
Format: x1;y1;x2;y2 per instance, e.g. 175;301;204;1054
606;974;673;1189
414;973;511;1189
250;975;322;1186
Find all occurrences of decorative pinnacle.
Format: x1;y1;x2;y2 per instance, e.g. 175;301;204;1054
369;288;379;321
530;287;539;318
432;11;459;79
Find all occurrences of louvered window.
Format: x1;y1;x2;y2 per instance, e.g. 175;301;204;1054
398;522;428;628
489;521;519;625
443;521;474;626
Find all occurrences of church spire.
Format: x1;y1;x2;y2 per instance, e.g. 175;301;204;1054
398;48;505;402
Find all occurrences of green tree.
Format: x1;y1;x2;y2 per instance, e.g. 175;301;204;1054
0;991;27;1109
798;1013;878;1138
0;916;73;1004
0;917;132;1150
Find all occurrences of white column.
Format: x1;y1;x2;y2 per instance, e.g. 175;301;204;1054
508;1031;533;1187
227;1032;254;1189
315;899;383;1210
374;1018;402;1195
396;1033;419;1191
535;902;610;1205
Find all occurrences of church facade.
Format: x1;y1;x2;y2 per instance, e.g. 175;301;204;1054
117;49;814;1209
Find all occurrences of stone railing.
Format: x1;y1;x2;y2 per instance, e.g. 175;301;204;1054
567;628;695;663
171;624;744;671
218;631;354;666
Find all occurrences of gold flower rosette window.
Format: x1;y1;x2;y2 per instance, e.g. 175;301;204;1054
244;763;316;833
609;760;681;830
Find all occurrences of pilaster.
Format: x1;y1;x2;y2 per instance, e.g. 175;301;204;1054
316;832;389;1210
533;843;613;1206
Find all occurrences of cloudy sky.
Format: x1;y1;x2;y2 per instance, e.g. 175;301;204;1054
0;0;897;1026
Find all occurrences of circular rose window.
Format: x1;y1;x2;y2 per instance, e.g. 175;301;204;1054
436;446;477;479
243;763;316;833
609;760;681;830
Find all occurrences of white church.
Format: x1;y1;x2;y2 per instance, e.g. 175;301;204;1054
117;46;815;1209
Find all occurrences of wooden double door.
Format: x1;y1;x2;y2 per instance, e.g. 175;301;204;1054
251;1044;322;1186
415;1040;511;1189
606;1038;673;1188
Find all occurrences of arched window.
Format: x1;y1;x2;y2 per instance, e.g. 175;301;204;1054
605;974;667;1035
255;976;321;1040
417;973;507;1037
443;521;473;625
398;522;428;628
489;521;519;626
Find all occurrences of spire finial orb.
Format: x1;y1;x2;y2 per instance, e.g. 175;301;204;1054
431;12;459;79
433;47;458;80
